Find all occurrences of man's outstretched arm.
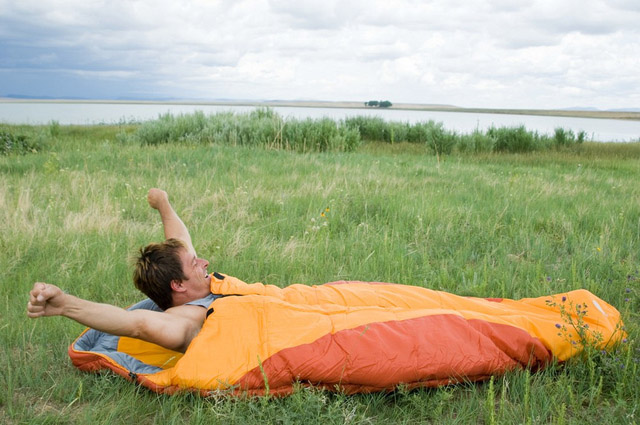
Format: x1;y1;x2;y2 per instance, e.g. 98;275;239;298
27;282;204;352
147;188;196;256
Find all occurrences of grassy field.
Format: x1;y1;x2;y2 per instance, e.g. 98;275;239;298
1;119;639;424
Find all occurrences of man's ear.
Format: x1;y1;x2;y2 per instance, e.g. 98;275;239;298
170;280;186;292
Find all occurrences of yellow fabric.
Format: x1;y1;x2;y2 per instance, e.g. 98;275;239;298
117;337;183;369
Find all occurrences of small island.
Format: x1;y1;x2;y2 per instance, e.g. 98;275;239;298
364;100;393;108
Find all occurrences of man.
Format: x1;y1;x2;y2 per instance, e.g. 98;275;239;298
27;189;213;353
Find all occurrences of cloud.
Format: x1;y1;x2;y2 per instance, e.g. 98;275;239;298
268;0;363;29
0;0;639;109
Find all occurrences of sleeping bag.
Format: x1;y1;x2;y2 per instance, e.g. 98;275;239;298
69;273;625;396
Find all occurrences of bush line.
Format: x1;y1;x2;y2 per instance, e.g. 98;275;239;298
1;109;591;156
127;109;587;154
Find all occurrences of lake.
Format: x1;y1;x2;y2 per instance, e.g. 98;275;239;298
1;101;639;142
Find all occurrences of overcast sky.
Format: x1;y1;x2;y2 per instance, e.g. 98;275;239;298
1;0;638;109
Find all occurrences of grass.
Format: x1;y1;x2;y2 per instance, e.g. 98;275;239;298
107;109;596;154
129;109;361;152
0;119;639;424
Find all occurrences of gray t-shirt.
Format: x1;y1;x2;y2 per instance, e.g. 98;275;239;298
185;293;222;308
134;293;222;312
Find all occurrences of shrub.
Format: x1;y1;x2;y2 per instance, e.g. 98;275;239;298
458;130;495;153
0;130;41;155
344;116;387;141
282;118;361;152
405;121;457;153
553;127;586;147
488;125;539;153
386;122;409;143
131;110;360;153
48;120;61;138
553;127;575;147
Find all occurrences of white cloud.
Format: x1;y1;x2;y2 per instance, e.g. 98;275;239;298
268;0;362;29
0;0;639;108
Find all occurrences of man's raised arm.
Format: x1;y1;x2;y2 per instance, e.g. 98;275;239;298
147;188;196;256
27;282;204;353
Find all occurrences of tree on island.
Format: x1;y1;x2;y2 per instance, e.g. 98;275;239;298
365;100;392;108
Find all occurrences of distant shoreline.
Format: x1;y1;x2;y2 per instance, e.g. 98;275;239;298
2;98;639;121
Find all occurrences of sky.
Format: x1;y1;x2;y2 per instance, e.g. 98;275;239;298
1;0;639;110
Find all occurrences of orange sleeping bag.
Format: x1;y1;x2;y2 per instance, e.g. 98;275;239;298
69;274;625;396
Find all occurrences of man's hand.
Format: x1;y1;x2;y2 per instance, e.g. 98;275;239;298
27;282;66;318
146;188;196;255
147;188;169;210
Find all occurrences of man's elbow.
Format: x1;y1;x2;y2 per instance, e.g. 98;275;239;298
128;315;147;341
127;312;157;342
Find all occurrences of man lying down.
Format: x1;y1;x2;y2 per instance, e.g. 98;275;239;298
27;189;625;396
28;188;216;354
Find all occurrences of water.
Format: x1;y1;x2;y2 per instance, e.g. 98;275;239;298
1;101;639;142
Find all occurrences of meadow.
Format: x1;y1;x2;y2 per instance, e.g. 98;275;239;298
1;112;639;424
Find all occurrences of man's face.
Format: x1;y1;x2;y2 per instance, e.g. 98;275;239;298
177;248;212;300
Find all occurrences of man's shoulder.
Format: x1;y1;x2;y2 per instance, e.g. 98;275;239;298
165;303;208;321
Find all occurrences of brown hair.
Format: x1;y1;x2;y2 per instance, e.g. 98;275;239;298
133;238;186;310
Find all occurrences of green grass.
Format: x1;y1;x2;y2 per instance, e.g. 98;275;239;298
1;121;639;424
129;109;362;152
78;109;602;154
